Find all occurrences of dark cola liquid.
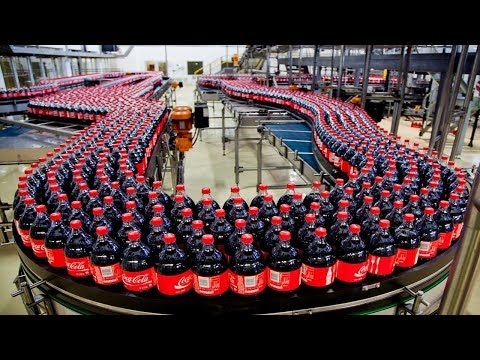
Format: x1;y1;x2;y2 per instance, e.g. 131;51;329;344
198;207;216;233
258;202;279;227
103;204;123;234
90;235;123;285
227;205;249;225
303;192;321;210
295;223;316;252
46;221;71;250
210;218;233;249
260;225;281;254
195;198;220;215
65;229;94;259
146;227;168;258
117;221;140;250
68;208;92;232
246;217;266;245
176;218;193;247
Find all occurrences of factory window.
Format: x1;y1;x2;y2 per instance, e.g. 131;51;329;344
0;57;16;88
30;57;44;83
187;61;203;75
158;62;167;75
13;57;31;87
71;58;80;75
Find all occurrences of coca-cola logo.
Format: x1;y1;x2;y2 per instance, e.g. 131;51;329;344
32;243;45;252
68;261;86;270
174;275;193;290
354;265;367;278
123;273;151;284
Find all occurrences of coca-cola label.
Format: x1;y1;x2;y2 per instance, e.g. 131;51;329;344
395;248;419;268
301;263;337;287
437;231;454;250
157;270;193;296
122;268;157;292
266;267;301;291
91;262;123;285
228;270;266;295
341;159;350;174
419;239;439;259
20;229;32;247
336;260;367;283
46;248;66;267
193;271;229;296
65;256;91;277
453;223;463;240
367;254;396;276
30;237;47;258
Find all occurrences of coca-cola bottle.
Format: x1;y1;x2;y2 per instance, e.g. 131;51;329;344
418;187;432;211
209;209;233;253
345;172;361;195
46;184;61;214
355;182;372;212
18;197;37;247
146;216;167;258
125;200;146;234
251;183;273;209
195;187;220;215
375;190;393;218
222;232;266;299
290;192;307;232
55;193;72;223
435;200;454;251
69;200;92;232
45;212;70;268
111;181;128;213
370;176;384;203
303;181;322;209
266;230;301;292
342;187;357;215
295;213;317;253
354;195;373;225
171;195;187;230
90;226;123;287
225;218;247;260
173;184;195;211
246;206;266;245
135;175;151;208
301;227;336;288
260;215;282;256
198;198;216;233
319;190;335;228
402;194;423;226
85;190;103;219
29;205;51;258
121;170;138;192
388;184;404;204
333;199;353;225
258;194;279;227
64;220;94;278
308;202;325;228
176;207;194;246
335;224;368;284
227;196;249;225
449;193;464;241
89;207;112;236
14;189;30;234
417;207;440;260
394;214;420;268
103;196;122;234
367;219;397;277
277;182;296;208
97;175;113;199
121;230;157;293
117;212;141;250
185;220;205;260
126;187;145;216
192;234;229;296
329;178;345;210
152;180;174;216
330;211;351;248
156;233;193;296
360;206;381;246
427;181;441;209
13;179;28;210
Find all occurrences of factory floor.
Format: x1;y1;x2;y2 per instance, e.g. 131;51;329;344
0;84;479;315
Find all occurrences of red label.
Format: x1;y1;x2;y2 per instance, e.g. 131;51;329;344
228;270;266;295
157;270;193;296
419;239;439;259
46;248;66;267
65;256;91;277
367;254;396;276
301;263;337;287
336;260;368;283
193;271;229;296
453;223;463;240
341;159;350;174
30;237;47;258
122;267;157;292
266;267;301;291
438;231;454;250
20;229;32;247
395;248;419;268
91;262;123;285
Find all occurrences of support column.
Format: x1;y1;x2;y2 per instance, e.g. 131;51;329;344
330;46;334;97
438;45;469;155
336;45;345;99
78;57;83;74
392;46;412;136
361;45;373;109
429;45;458;151
0;62;6;89
311;45;319;93
353;68;361;88
26;57;35;85
39;58;46;80
266;45;270;86
451;45;480;159
391;46;405;134
9;57;20;88
288;45;293;84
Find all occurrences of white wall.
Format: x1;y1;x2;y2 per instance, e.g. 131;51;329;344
114;45;245;83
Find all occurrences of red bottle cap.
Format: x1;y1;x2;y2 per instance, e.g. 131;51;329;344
152;181;162;189
176;184;185;191
215;209;226;217
458;179;467;186
450;193;460;201
339;199;350;208
18;175;28;182
30;163;38;169
201;187;211;194
439;200;449;208
408;194;419;202
24;197;35;205
349;172;358;179
71;201;82;209
136;175;145;182
338;211;348;220
122;213;133;222
230;186;240;193
241;234;254;244
50;212;62;221
279;230;291;241
370;207;380;215
96;226;109;235
271;216;282;225
249;206;259;215
153;204;165;213
126;201;136;209
258;184;268;190
345;187;354;195
404;213;415;222
35;205;46;212
163;233;176;244
192;220;204;229
151;217;163;226
420;187;429;195
286;182;296;189
126;187;136;195
58;193;68;201
233;197;244;205
119;165;127;171
18;190;29;197
379;219;390;228
148;191;158;199
393;184;402;191
102;196;113;204
310;202;320;210
125;170;133;177
70;220;82;229
335;179;344;186
18;182;27;189
174;195;185;202
264;194;274;202
305;213;316;223
381;190;390;198
392;200;403;208
363;182;371;189
349;224;361;234
128;230;140;241
293;192;303;200
424;207;434;215
50;184;60;191
181;208;192;217
312;181;321;188
92;207;103;216
363;196;373;204
361;168;369;174
280;204;290;212
315;227;327;237
235;219;247;228
429;181;438;188
202;234;214;245
375;176;383;183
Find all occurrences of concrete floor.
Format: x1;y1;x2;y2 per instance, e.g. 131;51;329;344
1;84;479;314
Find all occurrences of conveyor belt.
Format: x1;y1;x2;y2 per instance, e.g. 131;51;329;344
263;123;320;172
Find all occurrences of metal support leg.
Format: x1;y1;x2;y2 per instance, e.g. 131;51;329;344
392;46;412;136
439;164;480;314
9;57;20;88
337;45;345;99
257;133;263;186
361;45;373;109
451;45;480;159
391;46;406;134
469;110;480;147
222;104;226;156
235;125;240;185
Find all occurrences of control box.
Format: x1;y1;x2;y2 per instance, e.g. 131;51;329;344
194;102;209;128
